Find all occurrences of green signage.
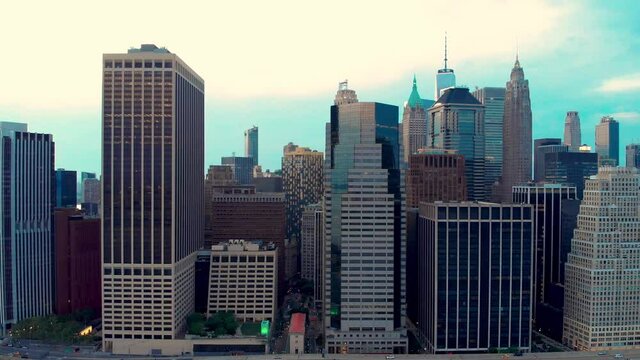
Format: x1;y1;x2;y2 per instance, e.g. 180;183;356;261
260;320;270;336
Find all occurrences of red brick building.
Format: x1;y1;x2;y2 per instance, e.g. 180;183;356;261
406;150;467;207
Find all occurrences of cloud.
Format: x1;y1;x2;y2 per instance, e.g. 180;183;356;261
597;73;640;93
611;112;640;123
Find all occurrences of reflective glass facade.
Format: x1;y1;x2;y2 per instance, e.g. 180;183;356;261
472;87;504;196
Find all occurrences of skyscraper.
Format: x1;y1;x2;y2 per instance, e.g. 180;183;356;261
325;85;407;353
472;87;505;194
301;204;323;305
563;167;640;351
221;155;254;185
543;151;598;199
533;138;566;182
0;122;55;335
56;169;77;208
428;87;486;200
435;34;456;100
405;149;467;207
563;111;581;152
244;125;259;165
595;115;620;166
401;76;432;164
626;143;640;169
78;171;96;203
499;57;532;202
101;44;204;347
282;145;323;243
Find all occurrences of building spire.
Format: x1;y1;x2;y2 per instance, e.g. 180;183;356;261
444;32;448;70
413;74;417;88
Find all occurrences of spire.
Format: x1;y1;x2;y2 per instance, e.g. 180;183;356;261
444;32;448;70
407;75;422;108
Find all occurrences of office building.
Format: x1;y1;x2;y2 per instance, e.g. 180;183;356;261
222;155;254;185
56;169;77;208
289;313;306;354
428;87;486;200
194;251;211;314
543;151;598;199
54;208;101;316
207;240;277;322
563;112;581;152
435;35;456;99
0;122;55;335
253;176;283;193
282;145;323;243
534;139;567;182
82;177;100;216
498;57;532;202
401;76;432;164
325;84;407;354
472;87;505;194
416;202;533;353
405;149;466;207
301;204;323;304
627;144;640;169
563;167;640;351
245;126;259;165
78;172;96;203
513;184;579;341
285;237;299;280
101;44;204;347
595;115;620;166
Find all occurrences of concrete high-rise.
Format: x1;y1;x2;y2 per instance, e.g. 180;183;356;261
435;35;456;100
56;169;77;208
405;149;466;207
222;155;254;185
416;202;533;353
82;177;101;217
282;145;323;243
401;76;433;164
627;144;640;169
472;87;505;195
0;122;55;335
101;44;204;347
595;115;620;166
244;126;259;165
78;171;96;203
428;87;486;200
543;151;598;199
499;57;532;202
563;167;640;351
300;204;323;305
563;111;581;152
533;138;566;182
325;85;407;354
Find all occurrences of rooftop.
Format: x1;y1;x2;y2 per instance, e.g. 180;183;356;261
127;44;170;54
434;87;481;106
289;313;306;334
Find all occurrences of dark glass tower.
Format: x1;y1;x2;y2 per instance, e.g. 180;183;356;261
56;169;77;208
595;116;620;166
533;138;565;182
543;152;598;199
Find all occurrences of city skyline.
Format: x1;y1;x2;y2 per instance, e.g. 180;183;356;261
1;1;639;173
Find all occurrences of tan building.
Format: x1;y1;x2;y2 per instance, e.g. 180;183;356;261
207;240;277;322
405;149;467;208
288;313;306;354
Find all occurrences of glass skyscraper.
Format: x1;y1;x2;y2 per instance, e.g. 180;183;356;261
244;126;258;165
55;169;77;208
595;115;619;166
472;87;505;197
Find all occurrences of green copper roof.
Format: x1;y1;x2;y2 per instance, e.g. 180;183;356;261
407;75;423;108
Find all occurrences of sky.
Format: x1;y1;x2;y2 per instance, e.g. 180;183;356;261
1;0;639;174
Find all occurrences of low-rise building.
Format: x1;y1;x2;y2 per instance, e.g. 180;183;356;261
289;313;306;354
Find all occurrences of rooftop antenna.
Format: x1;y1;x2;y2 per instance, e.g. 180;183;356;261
444;32;448;70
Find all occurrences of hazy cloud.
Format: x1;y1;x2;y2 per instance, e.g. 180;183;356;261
597;73;640;93
611;111;640;123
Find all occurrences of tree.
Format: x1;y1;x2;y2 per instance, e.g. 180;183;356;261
205;311;237;336
186;313;206;335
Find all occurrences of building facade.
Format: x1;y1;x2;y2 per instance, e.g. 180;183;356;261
435;36;455;100
405;149;467;208
79;171;96;203
627;144;640;169
401;76;432;164
222;155;254;185
417;202;533;353
595;116;620;166
101;44;204;347
472;87;505;195
563;167;640;351
543;151;598;200
244;126;259;165
56;169;77;208
0;122;55;335
533;138;566;182
563;111;581;152
300;204;323;304
325;86;407;353
428;87;486;200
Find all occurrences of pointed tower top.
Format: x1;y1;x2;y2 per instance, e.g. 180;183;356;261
407;75;422;108
413;74;417;87
444;32;448;70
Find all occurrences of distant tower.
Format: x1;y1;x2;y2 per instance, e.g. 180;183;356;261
244;126;259;165
627;144;640;169
563;111;581;151
472;87;505;195
333;80;358;105
499;56;533;202
595;116;619;166
401;76;432;163
434;33;456;100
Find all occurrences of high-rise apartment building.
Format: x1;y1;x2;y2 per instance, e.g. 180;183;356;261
101;44;204;347
282;145;323;243
428;87;486;200
301;204;323;304
222;155;254;185
499;58;532;202
56;169;77;208
513;184;579;341
563;167;640;351
472;87;505;194
627;143;640;169
435;35;456;100
533;138;567;182
325;85;407;354
563;111;581;152
595;115;620;166
543;151;598;199
401;76;432;164
244;126;259;165
0;122;55;335
416;202;533;353
405;149;466;208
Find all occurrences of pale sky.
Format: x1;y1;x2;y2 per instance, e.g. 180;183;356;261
1;0;639;173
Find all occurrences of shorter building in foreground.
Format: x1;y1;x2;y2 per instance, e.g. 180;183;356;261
406;148;467;207
207;240;277;323
417;202;533;353
288;313;306;354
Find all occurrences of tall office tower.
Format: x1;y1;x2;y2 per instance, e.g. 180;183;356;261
282;145;323;242
325;85;407;354
54;208;101;316
513;184;579;341
221;155;254;185
82;178;101;217
78;172;96;202
101;44;204;347
405;149;467;208
533;138;566;182
563;167;640;351
416;202;533;353
563;111;581;151
244;125;259;165
499;57;532;202
428;87;486;200
56;169;77;208
0;122;54;335
301;204;323;305
595;115;620;166
472;87;505;194
627;144;640;169
435;34;456;100
543;151;598;199
401;76;431;164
